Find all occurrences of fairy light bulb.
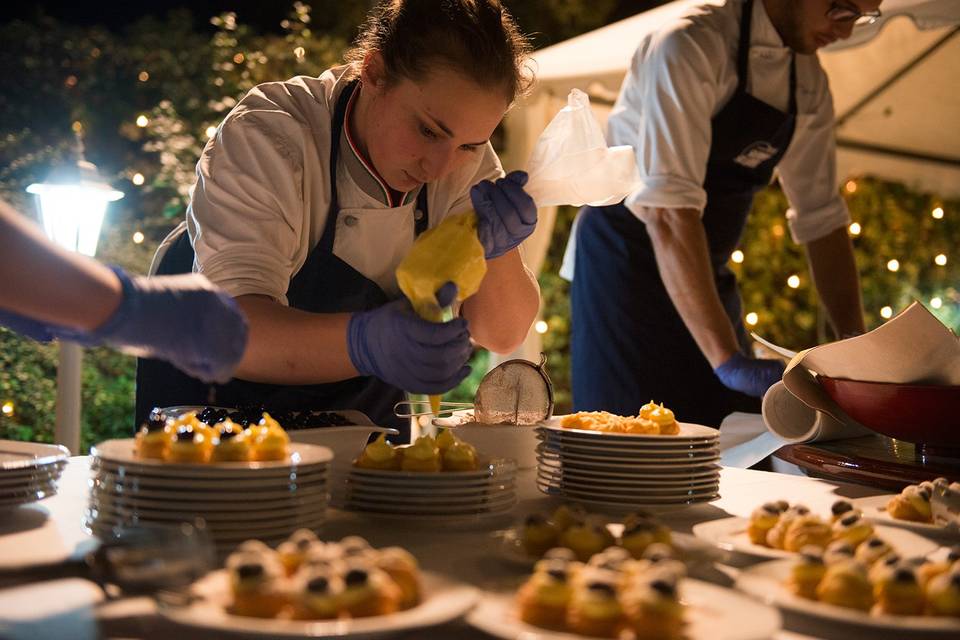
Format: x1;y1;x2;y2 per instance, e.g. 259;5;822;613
745;312;758;326
880;306;893;319
931;297;943;309
887;259;899;272
731;250;744;264
932;207;944;219
534;320;548;334
787;275;800;289
848;222;861;236
135;115;149;127
935;254;947;266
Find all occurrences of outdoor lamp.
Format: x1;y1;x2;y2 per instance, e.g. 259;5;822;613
26;152;123;454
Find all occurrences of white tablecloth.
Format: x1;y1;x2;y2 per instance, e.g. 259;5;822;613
0;456;930;640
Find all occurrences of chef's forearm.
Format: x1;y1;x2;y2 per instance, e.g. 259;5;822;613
461;248;539;354
642;206;741;368
233;295;359;383
805;225;866;338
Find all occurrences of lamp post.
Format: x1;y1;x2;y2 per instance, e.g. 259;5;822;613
26;142;123;454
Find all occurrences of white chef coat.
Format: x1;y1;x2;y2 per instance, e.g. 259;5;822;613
179;64;502;304
609;0;850;245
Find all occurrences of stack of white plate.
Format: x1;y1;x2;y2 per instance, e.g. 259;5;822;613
536;421;720;511
85;439;333;549
0;440;69;509
333;459;518;520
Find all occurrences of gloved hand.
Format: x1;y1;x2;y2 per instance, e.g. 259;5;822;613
714;352;786;398
471;170;537;259
347;283;472;395
59;267;248;384
0;309;55;342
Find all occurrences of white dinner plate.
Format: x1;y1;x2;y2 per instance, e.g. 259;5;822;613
540;419;720;441
537;479;719;502
348;458;516;481
344;487;515;506
0;440;70;471
467;578;780;640
336;500;517;523
344;491;517;515
340;475;515;493
90;477;329;503
89;487;328;513
92;470;328;500
691;516;940;560
85;508;327;537
340;477;515;498
736;559;960;634
91;439;333;477
552;493;719;514
0;480;59;499
92;457;330;481
88;497;328;524
0;472;62;489
158;569;477;639
0;461;66;482
853;494;960;540
537;444;719;464
536;463;721;482
537;467;719;489
0;487;58;507
538;432;718;452
537;474;720;496
537;441;720;458
538;454;721;472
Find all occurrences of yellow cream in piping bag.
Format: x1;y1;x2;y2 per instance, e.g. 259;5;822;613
395;211;487;414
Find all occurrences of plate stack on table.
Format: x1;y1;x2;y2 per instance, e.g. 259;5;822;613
536;420;720;512
85;439;333;551
334;458;518;521
0;440;69;509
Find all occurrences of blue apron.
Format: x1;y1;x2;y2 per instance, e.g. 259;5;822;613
135;79;427;440
571;0;797;427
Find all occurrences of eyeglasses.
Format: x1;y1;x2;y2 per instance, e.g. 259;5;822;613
826;2;882;26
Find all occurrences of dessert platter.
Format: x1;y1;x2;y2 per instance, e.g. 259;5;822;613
158;531;478;638
85;409;333;550
470;518;780;640
332;429;517;520
736;546;960;632
0;439;69;508
692;499;939;560
853;477;960;539
536;405;720;511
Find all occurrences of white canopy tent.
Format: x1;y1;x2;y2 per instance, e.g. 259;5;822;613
499;0;960;363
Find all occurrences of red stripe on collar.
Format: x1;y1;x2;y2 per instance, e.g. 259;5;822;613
343;82;407;208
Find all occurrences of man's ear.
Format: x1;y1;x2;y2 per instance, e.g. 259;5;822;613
360;51;388;90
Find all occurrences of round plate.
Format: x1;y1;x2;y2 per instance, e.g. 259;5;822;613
341;473;514;492
736;559;960;633
89;487;328;513
344;486;515;506
85;509;327;536
540;419;719;441
691;517;940;560
536;463;720;482
537;480;719;503
537;473;719;495
547;493;719;514
90;476;329;503
88;497;328;524
0;479;59;498
344;491;517;515
158;569;477;639
91;467;329;493
467;578;780;640
538;454;720;472
0;487;58;507
537;444;719;463
339;477;515;497
92;459;331;483
537;467;719;487
537;438;720;456
348;458;516;481
337;500;517;523
0;440;70;471
853;494;960;540
91;439;333;476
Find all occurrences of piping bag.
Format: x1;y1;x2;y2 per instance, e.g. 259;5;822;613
396;211;487;414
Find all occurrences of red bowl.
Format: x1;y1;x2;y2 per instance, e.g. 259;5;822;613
818;376;960;448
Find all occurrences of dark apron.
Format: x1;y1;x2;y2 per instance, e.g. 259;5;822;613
571;0;797;427
135;79;427;440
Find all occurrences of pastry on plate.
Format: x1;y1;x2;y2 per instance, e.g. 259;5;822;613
853;536;894;567
783;515;833;552
566;574;625;638
620;517;672;559
375;546;421;609
815;560;873;611
399;435;442;472
787;547;827;600
872;565;924;616
355;433;401;471
277;529;320;576
560;516;616;562
226;550;288;618
165;423;212;464
338;564;402;618
517;561;573;630
925;567;960;616
134;408;174;459
522;514;562;557
248;413;289;461
292;570;344;620
747;502;782;545
623;575;685;640
823;539;857;566
210;418;251;462
442;439;478;471
886;484;933;523
831;512;874;549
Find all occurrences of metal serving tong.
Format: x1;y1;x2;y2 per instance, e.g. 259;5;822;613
0;522;214;596
393;399;473;419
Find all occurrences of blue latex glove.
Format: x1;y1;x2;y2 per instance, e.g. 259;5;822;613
471;170;537;259
0;309;55;342
347;283;472;395
714;352;786;398
58;267;248;384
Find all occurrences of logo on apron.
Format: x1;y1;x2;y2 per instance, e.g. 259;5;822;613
733;141;779;168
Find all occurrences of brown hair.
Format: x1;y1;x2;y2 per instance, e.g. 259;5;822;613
344;0;534;104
